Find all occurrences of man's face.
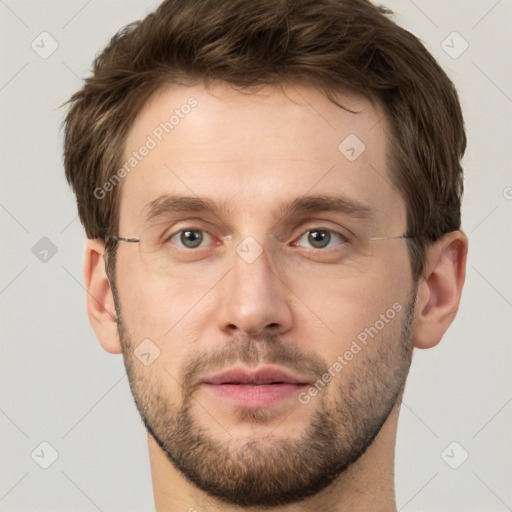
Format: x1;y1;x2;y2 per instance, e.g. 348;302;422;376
114;82;416;506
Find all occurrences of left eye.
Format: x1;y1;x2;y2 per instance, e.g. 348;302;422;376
170;229;213;249
293;229;347;249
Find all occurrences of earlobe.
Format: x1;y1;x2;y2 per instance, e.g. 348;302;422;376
412;231;468;349
84;238;123;354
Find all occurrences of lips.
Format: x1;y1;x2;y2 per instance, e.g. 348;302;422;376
202;366;309;386
201;366;310;408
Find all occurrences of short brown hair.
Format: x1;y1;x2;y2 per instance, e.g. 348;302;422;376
62;0;466;280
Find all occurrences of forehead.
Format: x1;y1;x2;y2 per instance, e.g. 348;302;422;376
118;81;405;233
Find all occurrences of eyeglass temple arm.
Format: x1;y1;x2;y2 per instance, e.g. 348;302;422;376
110;236;140;243
369;234;416;242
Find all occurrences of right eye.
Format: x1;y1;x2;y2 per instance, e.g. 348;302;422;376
168;229;214;249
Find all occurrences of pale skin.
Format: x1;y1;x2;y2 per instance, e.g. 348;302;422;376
83;82;467;511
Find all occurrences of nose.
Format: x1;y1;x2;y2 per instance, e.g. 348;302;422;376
216;238;293;338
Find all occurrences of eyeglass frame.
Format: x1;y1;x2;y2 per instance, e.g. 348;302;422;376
108;232;417;246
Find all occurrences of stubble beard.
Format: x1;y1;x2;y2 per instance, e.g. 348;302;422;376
114;289;415;507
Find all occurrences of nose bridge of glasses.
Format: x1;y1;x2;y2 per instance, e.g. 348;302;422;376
227;235;289;302
231;232;281;265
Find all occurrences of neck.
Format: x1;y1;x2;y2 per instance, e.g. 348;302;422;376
149;402;400;512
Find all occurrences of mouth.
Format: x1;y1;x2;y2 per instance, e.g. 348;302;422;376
201;366;310;408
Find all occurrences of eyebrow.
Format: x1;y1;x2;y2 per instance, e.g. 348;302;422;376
141;193;374;224
142;195;231;223
273;194;374;221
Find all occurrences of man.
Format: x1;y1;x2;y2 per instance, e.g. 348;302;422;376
62;0;468;510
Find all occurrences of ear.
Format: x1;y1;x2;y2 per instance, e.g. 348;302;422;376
412;230;468;349
83;238;122;354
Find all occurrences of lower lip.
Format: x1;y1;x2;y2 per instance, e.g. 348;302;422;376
202;383;305;408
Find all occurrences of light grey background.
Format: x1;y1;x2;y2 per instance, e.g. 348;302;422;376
0;1;511;511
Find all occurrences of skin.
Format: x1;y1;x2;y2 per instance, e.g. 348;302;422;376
84;82;467;511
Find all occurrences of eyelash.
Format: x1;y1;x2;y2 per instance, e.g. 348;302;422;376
165;227;350;251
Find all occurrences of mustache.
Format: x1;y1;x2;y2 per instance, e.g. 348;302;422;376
180;334;329;396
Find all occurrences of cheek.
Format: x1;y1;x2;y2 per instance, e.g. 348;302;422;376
115;256;179;348
116;251;205;324
115;257;214;378
290;256;412;363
